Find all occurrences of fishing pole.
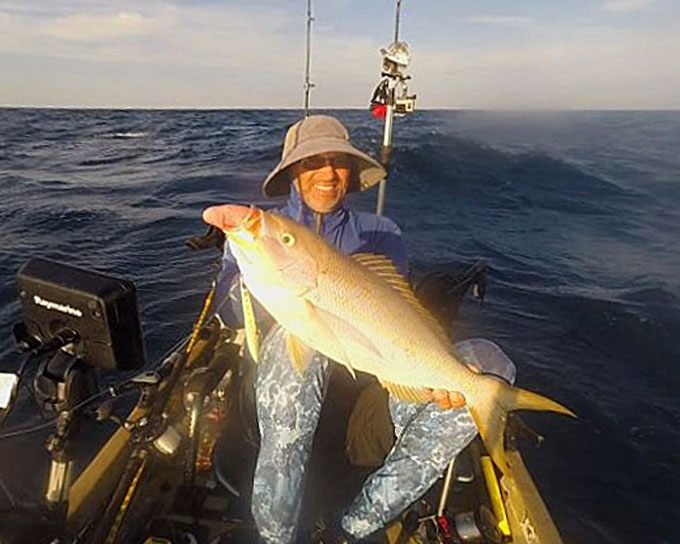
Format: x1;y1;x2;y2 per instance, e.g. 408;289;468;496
303;0;315;116
372;0;417;216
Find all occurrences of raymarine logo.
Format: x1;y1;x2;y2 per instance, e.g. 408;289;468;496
33;295;83;318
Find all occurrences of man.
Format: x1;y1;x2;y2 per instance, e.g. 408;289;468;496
208;115;477;543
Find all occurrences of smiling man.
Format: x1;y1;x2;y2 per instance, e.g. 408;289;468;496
212;115;476;544
290;152;353;212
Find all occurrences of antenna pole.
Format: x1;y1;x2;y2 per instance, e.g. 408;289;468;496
394;0;402;42
303;0;314;116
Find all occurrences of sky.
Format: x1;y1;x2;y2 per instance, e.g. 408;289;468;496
0;0;679;109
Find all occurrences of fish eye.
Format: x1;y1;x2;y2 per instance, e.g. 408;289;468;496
281;233;296;246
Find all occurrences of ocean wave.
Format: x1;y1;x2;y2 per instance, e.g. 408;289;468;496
78;152;145;167
109;131;149;139
1;109;679;544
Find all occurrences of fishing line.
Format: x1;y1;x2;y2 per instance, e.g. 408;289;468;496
0;419;56;440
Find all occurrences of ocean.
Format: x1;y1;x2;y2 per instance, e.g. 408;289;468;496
0;108;679;543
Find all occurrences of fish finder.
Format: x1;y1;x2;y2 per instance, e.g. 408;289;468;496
2;258;148;513
16;257;145;371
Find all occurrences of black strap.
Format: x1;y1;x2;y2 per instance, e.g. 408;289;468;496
185;225;225;252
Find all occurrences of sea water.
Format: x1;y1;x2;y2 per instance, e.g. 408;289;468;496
0;108;678;543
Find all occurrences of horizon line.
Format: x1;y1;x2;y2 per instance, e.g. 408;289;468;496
2;105;680;112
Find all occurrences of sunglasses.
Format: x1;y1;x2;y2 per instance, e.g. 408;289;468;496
299;153;353;170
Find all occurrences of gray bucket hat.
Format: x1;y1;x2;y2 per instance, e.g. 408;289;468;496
262;115;387;197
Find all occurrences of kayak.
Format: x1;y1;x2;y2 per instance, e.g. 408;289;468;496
0;257;565;544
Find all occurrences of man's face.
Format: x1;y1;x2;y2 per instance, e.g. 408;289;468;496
291;153;353;213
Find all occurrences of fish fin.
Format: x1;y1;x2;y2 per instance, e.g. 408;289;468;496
352;253;450;345
286;333;315;376
337;360;357;380
379;380;433;404
345;365;358;380
240;276;260;364
468;376;576;473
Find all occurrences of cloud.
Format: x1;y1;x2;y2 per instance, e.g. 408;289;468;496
0;3;298;70
1;1;678;108
466;15;533;27
0;1;383;107
43;11;154;41
410;25;680;109
602;0;655;13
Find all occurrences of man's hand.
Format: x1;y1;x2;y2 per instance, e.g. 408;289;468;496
432;363;481;410
433;389;466;410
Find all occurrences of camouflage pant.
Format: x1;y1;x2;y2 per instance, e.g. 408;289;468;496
252;325;478;543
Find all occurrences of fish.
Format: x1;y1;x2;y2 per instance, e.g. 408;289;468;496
202;204;576;473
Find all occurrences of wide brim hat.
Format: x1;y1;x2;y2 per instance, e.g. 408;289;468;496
262;115;387;197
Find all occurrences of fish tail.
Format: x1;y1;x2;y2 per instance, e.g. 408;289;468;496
468;377;576;474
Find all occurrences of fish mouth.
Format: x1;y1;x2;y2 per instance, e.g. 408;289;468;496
236;206;263;238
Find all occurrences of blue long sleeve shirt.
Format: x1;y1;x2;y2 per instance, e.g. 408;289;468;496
213;186;408;327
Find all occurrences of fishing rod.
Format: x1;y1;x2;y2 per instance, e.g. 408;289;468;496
371;0;417;216
303;0;315;116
